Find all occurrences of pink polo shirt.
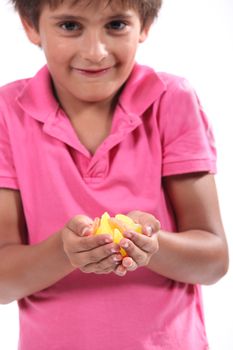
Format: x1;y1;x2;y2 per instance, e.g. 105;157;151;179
0;64;216;349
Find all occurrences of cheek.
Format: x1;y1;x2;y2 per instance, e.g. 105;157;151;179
43;39;74;63
118;44;138;68
118;38;139;61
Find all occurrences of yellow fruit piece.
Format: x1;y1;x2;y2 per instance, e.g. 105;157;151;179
115;214;135;225
95;212;112;235
113;228;127;257
93;212;142;257
114;214;142;233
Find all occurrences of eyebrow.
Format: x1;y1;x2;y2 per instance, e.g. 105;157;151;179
49;13;133;21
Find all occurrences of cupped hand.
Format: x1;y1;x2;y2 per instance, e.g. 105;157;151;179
61;215;123;274
114;211;160;276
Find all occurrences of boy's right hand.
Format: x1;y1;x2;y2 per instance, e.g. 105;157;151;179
61;215;123;274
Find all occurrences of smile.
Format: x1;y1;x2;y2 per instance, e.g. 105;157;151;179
73;67;113;77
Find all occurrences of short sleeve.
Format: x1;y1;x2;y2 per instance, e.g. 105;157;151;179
0;109;19;189
158;77;216;176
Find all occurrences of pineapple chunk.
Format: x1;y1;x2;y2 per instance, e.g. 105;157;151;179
114;214;142;233
93;212;142;256
113;228;127;257
95;212;112;235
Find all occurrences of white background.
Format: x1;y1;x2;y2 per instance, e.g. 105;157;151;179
0;0;232;349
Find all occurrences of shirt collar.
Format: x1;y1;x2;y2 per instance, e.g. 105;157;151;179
118;63;167;118
17;63;166;123
16;65;59;123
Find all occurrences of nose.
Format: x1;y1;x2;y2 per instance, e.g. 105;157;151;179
80;30;108;63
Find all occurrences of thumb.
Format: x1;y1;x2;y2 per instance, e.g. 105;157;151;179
128;211;160;236
67;215;93;237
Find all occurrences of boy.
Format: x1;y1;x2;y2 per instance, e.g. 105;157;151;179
0;1;228;349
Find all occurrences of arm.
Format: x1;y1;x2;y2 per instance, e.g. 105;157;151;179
0;189;121;304
148;172;228;284
0;189;75;304
117;173;229;285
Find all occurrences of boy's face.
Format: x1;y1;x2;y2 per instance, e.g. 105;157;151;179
23;0;150;109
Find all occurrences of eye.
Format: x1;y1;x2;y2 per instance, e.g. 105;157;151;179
60;21;81;31
106;20;127;31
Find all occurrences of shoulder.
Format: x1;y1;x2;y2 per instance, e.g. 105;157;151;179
0;79;29;101
0;78;30;118
0;65;51;107
120;64;198;116
158;71;196;98
0;66;57;125
131;64;193;91
0;79;29;129
156;71;202;116
127;63;197;104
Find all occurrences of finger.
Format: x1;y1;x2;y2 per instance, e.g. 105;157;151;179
114;264;127;277
119;233;159;267
123;231;159;254
67;215;94;236
142;223;160;237
140;217;160;236
119;238;148;266
122;257;138;271
82;253;123;274
63;228;113;253
83;242;121;264
69;238;122;268
127;211;160;236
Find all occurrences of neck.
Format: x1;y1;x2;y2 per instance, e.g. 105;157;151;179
53;83;119;122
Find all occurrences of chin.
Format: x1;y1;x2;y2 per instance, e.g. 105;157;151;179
80;92;114;103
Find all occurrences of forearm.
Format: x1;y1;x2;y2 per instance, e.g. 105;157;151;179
148;229;228;285
0;231;75;304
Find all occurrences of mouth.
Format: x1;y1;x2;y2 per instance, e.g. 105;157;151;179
73;66;113;76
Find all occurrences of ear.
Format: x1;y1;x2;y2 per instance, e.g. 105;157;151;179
139;23;152;43
20;17;41;46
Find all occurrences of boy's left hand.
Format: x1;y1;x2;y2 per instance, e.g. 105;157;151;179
114;211;160;276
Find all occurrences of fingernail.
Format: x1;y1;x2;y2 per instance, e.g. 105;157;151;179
115;266;126;277
111;247;120;253
145;225;153;236
104;237;113;243
113;255;122;262
81;226;91;236
122;240;129;249
124;231;133;238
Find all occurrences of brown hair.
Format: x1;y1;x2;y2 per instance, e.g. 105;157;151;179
11;0;162;30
